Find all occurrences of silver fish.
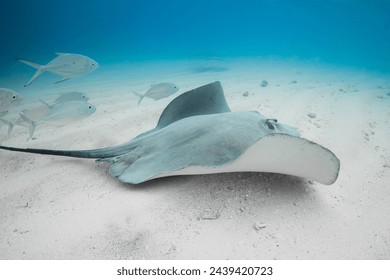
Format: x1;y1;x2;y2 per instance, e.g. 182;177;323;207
17;53;99;86
0;95;88;136
0;88;22;114
39;91;89;108
53;92;89;103
133;82;179;105
1;100;52;136
0;104;48;136
20;101;96;137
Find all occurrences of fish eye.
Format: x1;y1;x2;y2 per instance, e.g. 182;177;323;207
12;95;16;99
88;106;92;109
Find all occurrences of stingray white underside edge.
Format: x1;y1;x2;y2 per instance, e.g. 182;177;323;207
150;134;340;185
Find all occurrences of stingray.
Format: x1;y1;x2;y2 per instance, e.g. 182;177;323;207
0;82;340;185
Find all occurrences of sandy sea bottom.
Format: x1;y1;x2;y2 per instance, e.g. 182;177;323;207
0;58;389;259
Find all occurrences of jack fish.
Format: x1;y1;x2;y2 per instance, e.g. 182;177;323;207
133;82;179;105
17;53;99;86
0;88;22;114
53;92;89;103
39;91;90;108
20;101;96;137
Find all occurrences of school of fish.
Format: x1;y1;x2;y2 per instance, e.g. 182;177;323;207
0;52;179;140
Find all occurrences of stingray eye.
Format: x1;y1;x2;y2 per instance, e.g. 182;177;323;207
265;119;278;130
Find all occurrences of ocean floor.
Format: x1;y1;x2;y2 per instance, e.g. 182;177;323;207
0;57;389;259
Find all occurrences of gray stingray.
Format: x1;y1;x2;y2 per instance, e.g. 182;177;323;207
0;82;340;185
17;53;99;86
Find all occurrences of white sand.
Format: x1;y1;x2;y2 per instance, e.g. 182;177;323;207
0;58;389;259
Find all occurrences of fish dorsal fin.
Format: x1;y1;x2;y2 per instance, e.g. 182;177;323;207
156;81;231;129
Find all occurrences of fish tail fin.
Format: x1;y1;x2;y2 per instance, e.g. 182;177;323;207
17;58;45;87
17;58;42;69
8;122;14;136
19;113;37;138
38;99;51;108
132;91;144;106
0;118;14;136
137;96;144;106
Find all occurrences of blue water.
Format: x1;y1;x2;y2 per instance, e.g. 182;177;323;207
1;0;390;73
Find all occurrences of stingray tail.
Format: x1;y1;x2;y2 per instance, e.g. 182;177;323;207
132;91;145;106
0;118;14;136
0;142;138;160
19;113;37;138
0;145;100;158
17;58;46;87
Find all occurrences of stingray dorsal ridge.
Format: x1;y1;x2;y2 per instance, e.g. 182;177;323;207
156;81;231;129
134;81;231;139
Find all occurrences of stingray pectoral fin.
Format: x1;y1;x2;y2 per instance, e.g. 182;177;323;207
150;134;340;185
233;134;341;185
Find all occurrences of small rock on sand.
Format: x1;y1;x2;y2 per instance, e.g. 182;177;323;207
307;112;316;118
261;80;268;87
253;222;267;232
242;91;249;97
